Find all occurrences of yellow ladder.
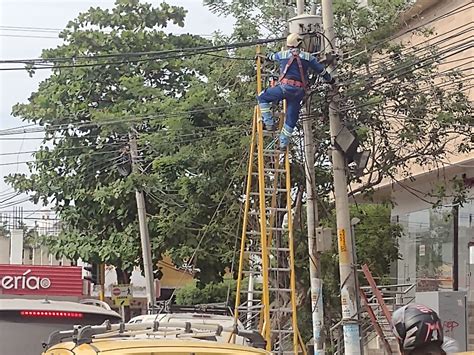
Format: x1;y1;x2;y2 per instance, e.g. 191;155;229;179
233;47;306;355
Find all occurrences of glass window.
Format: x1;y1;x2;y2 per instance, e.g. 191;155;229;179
396;198;474;293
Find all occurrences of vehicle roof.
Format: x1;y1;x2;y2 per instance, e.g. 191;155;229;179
44;339;270;354
0;298;121;318
129;312;236;323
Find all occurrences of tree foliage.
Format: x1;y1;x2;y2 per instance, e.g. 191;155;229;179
203;0;471;330
6;0;255;281
6;0;470;309
174;278;237;306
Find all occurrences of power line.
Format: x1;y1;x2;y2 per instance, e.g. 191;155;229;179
0;34;59;39
0;25;63;32
340;41;474;107
342;34;473;89
343;2;473;58
0;101;255;136
349;23;473;77
0;126;249;166
0;37;283;68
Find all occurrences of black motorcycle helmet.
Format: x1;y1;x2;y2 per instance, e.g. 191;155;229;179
392;304;444;353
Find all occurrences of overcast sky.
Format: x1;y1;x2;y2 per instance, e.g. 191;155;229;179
0;0;234;223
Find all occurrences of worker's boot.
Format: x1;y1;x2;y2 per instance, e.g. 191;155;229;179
263;116;275;131
259;103;274;131
279;124;293;149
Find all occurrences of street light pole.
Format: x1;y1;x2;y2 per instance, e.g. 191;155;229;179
321;0;362;353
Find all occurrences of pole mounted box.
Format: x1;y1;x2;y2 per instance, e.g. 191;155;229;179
315;227;332;252
288;14;323;53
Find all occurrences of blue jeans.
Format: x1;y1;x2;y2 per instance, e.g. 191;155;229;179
257;84;305;130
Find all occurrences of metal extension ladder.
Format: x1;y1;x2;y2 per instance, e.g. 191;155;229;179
233;47;305;355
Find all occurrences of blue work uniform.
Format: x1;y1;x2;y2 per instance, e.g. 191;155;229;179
257;48;333;147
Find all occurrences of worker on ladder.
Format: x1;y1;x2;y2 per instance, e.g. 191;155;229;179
257;33;335;149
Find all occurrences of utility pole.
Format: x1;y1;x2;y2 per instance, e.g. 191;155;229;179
99;263;105;302
290;2;326;353
321;0;362;354
453;204;459;291
296;0;304;14
129;133;156;313
302;101;325;354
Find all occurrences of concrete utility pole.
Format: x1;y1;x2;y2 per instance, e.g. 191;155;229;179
291;3;325;353
302;103;325;354
321;0;362;354
453;204;459;291
296;0;305;14
129;133;156;313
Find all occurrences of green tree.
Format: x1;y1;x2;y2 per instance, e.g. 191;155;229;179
293;204;401;341
204;0;470;341
6;0;470;297
175;278;238;306
205;0;472;197
6;0;255;282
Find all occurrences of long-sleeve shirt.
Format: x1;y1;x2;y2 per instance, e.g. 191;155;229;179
268;49;332;83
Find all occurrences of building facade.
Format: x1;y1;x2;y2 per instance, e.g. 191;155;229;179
356;0;473;348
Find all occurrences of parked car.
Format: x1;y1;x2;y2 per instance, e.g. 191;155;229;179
0;298;121;355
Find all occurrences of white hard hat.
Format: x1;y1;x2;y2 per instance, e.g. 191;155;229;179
286;33;303;48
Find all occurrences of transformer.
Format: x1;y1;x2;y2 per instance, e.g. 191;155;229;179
288;14;323;53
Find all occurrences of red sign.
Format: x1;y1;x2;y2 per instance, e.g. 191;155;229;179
112;287;121;297
0;265;83;296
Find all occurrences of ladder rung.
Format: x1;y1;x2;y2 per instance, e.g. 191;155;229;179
247;247;290;255
269;267;291;272
270;308;292;312
269;288;291;292
262;150;283;156
240;290;263;294
268;247;290;252
254;150;282;157
249;207;288;215
249;188;287;196
264;168;286;173
249;192;280;197
251;169;286;176
267;227;287;231
242;270;261;274
266;207;287;212
247;231;260;235
261;130;277;136
238;304;263;310
271;329;294;334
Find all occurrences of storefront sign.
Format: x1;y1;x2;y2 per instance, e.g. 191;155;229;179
0;265;83;296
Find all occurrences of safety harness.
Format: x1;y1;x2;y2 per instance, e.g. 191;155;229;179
279;49;307;89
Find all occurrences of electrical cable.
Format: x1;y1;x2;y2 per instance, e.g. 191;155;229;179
339;43;474;111
0;34;59;39
341;35;473;90
349;23;473;74
0;25;63;32
0;37;285;67
0;101;255;136
162;149;248;305
343;2;473;57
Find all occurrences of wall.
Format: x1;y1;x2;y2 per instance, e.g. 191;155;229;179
0;235;9;264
